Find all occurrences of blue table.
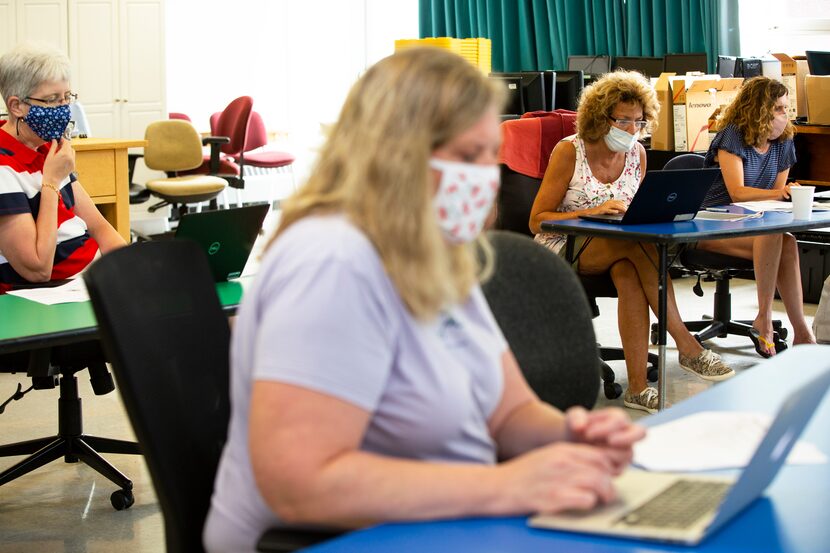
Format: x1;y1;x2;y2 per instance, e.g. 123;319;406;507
542;210;830;410
304;345;830;553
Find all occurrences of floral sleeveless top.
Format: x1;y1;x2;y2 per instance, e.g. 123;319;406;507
534;134;641;253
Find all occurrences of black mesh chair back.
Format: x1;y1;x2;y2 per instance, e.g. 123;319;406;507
481;231;599;409
84;241;230;553
663;153;705;171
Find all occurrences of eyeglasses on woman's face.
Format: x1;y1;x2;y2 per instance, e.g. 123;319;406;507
608;116;648;130
24;92;78;107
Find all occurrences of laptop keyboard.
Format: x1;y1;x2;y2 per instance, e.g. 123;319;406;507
617;480;731;529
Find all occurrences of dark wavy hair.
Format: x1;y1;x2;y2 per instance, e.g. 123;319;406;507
716;76;794;148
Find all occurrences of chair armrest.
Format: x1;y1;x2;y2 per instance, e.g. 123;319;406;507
256;526;345;553
203;136;231;175
128;152;144;186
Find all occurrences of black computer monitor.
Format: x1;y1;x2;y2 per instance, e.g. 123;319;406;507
612;56;664;79
663;52;708;75
717;55;738;77
567;55;611;77
490;72;547;114
554;70;584;112
542;70;557;112
806;51;830;75
489;75;525;116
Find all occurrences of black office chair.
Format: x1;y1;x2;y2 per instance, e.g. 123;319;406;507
653;154;787;352
497;166;658;399
0;342;140;508
481;231;600;409
84;240;342;553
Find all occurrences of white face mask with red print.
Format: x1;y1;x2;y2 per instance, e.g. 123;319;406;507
429;158;500;244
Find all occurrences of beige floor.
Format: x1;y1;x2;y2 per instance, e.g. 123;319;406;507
0;259;817;552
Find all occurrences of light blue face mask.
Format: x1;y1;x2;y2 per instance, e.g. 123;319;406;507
604;125;639;153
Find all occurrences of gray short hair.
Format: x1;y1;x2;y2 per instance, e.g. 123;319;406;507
0;43;71;106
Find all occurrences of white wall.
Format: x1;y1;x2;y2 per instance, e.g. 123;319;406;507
739;0;830;56
165;0;418;187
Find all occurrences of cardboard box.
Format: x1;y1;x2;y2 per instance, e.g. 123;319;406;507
795;58;810;118
672;77;689;151
805;75;830;125
684;78;743;152
650;72;676;151
772;53;799;119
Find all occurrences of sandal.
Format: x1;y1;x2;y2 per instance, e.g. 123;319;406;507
748;327;776;358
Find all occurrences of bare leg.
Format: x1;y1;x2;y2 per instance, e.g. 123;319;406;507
609;260;650;394
579;239;703;358
775;233;816;344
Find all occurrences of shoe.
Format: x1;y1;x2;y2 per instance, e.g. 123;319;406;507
678;349;735;382
748;327;776;358
623;387;658;414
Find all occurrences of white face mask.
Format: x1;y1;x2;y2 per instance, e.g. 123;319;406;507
604;125;639;153
769;113;788;141
430;158;500;244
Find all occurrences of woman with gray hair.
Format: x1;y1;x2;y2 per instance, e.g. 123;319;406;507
0;43;124;293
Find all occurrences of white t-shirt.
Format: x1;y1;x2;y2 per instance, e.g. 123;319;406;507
203;214;508;552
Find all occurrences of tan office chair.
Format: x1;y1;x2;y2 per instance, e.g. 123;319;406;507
144;120;228;219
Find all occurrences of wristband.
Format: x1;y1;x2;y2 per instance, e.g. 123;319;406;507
42;182;61;197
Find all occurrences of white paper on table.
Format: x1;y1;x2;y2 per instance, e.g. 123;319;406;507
6;277;89;305
733;200;830;213
694;211;764;222
632;411;827;472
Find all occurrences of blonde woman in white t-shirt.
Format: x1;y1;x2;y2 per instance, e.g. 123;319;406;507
530;71;734;414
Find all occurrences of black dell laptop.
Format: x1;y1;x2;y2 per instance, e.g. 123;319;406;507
174;203;269;281
579;168;720;225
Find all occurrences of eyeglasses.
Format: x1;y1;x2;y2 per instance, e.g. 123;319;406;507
609;116;648;130
24;92;78;107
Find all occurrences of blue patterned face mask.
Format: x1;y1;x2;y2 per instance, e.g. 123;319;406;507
23;103;72;141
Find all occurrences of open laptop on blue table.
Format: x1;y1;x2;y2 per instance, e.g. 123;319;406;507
579;168;720;225
530;363;830;545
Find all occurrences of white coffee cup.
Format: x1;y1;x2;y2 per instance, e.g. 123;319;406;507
791;185;815;220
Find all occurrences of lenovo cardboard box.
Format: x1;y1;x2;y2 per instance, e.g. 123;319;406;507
672;77;690;151
771;53;798;119
650;72;676;150
805;75;830;125
679;78;743;152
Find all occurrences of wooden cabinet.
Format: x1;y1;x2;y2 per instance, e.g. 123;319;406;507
792;125;830;187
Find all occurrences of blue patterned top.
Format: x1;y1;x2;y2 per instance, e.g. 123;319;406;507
702;123;796;208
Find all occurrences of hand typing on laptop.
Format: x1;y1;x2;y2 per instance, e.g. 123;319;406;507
584;199;627;217
565;406;646;473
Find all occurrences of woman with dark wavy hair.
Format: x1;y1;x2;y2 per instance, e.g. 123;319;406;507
698;76;816;357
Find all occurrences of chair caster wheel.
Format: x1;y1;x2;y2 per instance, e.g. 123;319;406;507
604;382;622;400
647;366;659;383
650;330;658;345
111;489;135;511
777;327;788;341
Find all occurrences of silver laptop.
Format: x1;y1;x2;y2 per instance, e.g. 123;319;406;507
530;364;830;545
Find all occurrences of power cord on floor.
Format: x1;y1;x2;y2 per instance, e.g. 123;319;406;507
0;382;34;415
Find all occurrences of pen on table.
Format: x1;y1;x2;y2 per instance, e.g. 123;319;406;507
705;207;729;212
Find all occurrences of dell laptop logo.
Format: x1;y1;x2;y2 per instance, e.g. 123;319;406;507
666;192;678;202
208;241;221;255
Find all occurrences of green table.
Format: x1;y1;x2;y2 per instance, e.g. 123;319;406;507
0;277;251;354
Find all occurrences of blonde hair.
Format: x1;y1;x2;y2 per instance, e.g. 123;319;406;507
0;42;71;105
576;70;659;143
716;76;794;148
270;48;504;319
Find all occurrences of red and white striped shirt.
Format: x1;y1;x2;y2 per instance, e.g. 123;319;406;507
0;123;98;293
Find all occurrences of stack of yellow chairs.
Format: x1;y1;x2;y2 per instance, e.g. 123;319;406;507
394;37;492;74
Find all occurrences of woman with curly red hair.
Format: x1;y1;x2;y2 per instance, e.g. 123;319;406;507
530;70;734;414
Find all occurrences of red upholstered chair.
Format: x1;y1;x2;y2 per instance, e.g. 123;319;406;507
168;112;192;122
496;110;658;400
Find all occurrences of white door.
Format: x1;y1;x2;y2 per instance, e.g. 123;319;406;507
68;0;119;136
119;0;165;140
17;0;68;53
0;1;17;56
